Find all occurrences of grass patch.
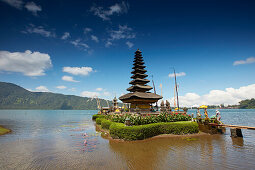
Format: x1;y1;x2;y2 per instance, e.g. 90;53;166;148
0;126;11;135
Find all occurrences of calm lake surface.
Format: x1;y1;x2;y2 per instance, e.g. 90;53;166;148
0;109;255;169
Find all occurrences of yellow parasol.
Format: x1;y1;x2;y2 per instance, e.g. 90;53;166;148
199;105;208;109
174;108;179;111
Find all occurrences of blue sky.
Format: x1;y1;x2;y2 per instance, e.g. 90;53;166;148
0;0;255;106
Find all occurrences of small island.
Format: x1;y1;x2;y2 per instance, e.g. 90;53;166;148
92;49;202;140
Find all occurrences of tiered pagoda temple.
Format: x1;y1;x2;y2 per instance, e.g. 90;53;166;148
119;49;162;111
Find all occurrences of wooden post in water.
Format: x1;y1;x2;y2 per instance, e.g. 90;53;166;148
230;128;243;138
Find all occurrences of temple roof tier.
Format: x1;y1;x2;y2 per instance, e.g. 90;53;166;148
129;78;150;85
127;84;153;92
119;92;162;101
132;65;146;69
133;61;144;65
131;68;147;74
133;58;143;62
131;73;148;79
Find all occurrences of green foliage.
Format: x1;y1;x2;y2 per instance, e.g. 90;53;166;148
239;98;255;109
105;112;191;125
92;114;105;120
95;117;112;129
101;119;113;129
109;121;199;140
96;118;103;125
0;82;112;110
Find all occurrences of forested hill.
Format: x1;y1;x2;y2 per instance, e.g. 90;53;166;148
239;98;255;109
0;82;111;110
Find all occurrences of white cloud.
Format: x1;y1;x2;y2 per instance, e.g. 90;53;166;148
91;35;99;42
69;88;76;92
84;28;92;34
126;41;134;48
70;39;89;50
56;85;67;89
90;1;129;21
109;25;135;40
23;24;56;37
96;88;103;91
81;91;99;98
61;32;70;40
1;0;42;16
1;0;23;9
106;25;135;47
105;41;112;47
168;72;186;78
24;1;41;15
233;57;255;66
62;75;79;82
0;50;52;76
169;84;255;107
35;86;50;92
103;91;111;96
62;66;93;76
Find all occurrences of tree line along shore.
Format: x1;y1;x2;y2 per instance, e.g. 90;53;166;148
1;82;255;110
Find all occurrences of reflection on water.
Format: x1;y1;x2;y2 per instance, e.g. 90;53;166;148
109;135;228;169
231;137;244;148
0;109;255;169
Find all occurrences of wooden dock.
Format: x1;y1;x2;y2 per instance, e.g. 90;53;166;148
209;123;255;130
209;123;255;137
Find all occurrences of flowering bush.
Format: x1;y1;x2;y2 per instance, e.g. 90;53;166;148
105;112;191;125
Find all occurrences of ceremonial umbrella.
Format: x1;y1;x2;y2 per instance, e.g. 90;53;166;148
199;105;208;109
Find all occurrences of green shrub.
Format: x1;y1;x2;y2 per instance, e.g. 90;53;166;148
159;121;199;134
101;119;112;129
109;121;199;140
96;117;103;125
92;114;105;120
109;123;144;140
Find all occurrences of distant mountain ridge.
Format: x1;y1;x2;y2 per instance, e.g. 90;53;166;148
0;82;111;110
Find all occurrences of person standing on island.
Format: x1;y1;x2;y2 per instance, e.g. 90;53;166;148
204;108;208;118
216;110;221;121
196;108;201;118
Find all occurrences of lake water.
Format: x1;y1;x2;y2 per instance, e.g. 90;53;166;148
0;109;255;169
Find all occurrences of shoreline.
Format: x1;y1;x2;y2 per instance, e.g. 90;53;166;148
0;125;11;135
95;124;211;143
